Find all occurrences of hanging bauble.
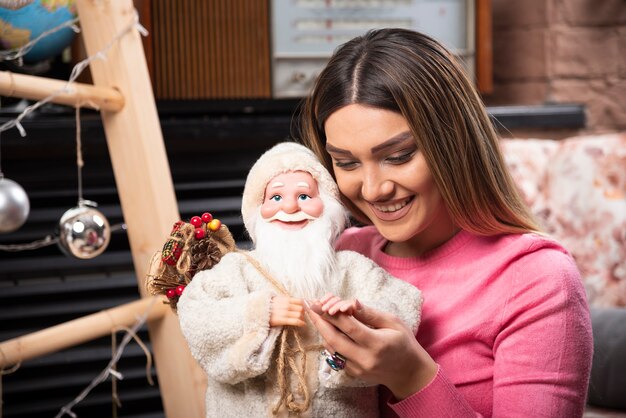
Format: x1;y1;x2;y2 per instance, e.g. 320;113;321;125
0;176;30;233
57;199;110;259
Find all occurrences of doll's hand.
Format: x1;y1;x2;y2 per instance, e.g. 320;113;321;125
269;296;305;327
317;293;360;316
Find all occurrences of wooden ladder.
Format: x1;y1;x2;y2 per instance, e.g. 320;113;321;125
0;1;205;416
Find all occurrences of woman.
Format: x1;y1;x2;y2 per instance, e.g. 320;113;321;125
297;28;593;417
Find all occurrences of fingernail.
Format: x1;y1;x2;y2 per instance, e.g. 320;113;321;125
303;300;312;310
355;299;362;310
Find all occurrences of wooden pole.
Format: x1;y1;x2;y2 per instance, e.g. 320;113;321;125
0;70;124;111
476;0;493;94
0;297;167;368
75;1;205;416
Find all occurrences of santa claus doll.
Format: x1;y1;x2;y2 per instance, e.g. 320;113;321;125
151;142;422;417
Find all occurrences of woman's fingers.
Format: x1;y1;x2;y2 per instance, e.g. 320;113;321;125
306;303;359;348
351;301;404;330
310;300;400;344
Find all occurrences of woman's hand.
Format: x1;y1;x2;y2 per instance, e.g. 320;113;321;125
269;296;306;327
306;298;438;400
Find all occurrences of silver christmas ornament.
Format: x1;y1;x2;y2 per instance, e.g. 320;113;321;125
0;176;30;233
58;200;111;259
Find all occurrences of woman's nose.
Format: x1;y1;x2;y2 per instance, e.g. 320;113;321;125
361;166;394;201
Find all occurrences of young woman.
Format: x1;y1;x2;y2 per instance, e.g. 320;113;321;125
297;28;593;417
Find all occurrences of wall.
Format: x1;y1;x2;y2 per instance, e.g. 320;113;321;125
485;0;626;133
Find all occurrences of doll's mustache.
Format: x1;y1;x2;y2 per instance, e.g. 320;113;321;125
265;211;317;223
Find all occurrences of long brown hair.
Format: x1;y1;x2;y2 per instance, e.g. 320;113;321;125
295;28;540;235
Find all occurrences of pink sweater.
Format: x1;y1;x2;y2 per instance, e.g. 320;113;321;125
336;227;593;418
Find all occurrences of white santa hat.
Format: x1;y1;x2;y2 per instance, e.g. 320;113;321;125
241;142;340;243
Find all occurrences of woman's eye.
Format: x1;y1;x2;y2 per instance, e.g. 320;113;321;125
386;150;416;164
333;159;359;170
269;195;282;202
298;194;311;201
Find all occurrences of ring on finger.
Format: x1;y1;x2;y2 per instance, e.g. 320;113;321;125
322;350;347;371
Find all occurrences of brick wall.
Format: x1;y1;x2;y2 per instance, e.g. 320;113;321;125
484;0;626;132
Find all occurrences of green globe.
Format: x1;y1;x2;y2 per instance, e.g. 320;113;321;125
0;0;77;64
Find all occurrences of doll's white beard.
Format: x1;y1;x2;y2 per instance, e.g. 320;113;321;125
252;193;347;300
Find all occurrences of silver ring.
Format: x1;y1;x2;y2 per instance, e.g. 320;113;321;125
323;350;347;371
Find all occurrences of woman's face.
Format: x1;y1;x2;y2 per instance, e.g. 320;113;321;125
324;104;457;256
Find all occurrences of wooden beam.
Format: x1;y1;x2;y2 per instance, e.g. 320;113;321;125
75;1;205;416
0;297;167;368
476;0;493;94
0;70;124;111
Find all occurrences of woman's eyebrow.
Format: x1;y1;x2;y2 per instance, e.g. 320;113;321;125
325;143;353;155
325;131;413;155
370;131;414;154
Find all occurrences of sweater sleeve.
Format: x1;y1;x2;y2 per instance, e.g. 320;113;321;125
386;366;481;417
387;245;593;418
177;253;281;385
489;246;593;417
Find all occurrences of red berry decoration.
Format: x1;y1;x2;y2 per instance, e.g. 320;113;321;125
176;285;186;296
194;227;206;240
201;212;213;223
208;219;221;231
166;288;176;299
190;216;202;227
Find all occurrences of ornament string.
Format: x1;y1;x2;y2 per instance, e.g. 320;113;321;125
0;10;148;137
75;105;84;204
54;298;157;418
111;331;121;418
0;234;58;251
0;223;125;252
110;325;154;418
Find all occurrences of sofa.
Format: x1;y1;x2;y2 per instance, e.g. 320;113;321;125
500;133;626;416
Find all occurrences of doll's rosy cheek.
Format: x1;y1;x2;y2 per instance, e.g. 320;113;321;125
260;200;279;219
301;198;324;218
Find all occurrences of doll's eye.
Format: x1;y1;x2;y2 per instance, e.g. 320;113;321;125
270;195;282;202
298;194;311;201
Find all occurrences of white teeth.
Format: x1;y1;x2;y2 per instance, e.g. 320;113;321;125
373;199;410;213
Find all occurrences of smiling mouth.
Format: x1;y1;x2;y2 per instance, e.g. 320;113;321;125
372;197;413;213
